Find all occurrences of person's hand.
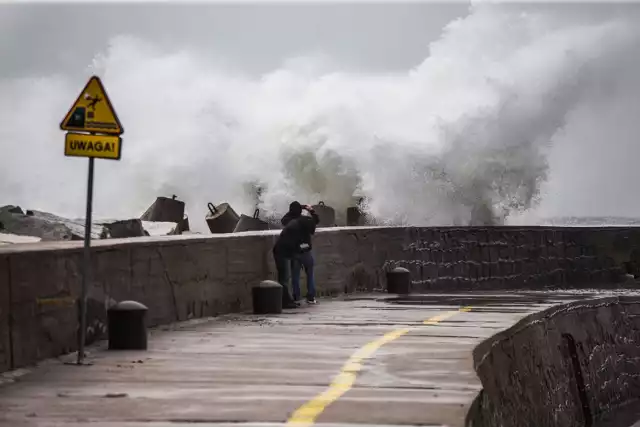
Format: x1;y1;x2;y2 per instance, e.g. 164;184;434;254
303;204;313;211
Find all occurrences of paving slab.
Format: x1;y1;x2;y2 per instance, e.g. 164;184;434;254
0;293;583;427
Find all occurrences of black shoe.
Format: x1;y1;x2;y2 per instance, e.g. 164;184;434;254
307;298;317;305
283;301;300;309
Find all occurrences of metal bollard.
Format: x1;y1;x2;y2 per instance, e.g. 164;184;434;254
252;280;283;314
108;300;148;350
386;267;411;294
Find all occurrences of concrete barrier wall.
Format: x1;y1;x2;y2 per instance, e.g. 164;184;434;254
0;225;639;373
468;296;640;427
389;227;640;290
0;253;10;373
0;233;275;372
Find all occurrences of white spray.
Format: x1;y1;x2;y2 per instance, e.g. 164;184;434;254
0;4;639;230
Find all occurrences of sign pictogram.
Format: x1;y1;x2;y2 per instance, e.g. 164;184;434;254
60;76;123;135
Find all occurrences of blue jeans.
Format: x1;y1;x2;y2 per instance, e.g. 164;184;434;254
291;251;316;301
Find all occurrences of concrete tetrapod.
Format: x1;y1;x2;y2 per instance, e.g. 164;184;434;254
312;201;336;227
387;267;411;294
140;196;185;223
107;301;149;350
346;206;365;226
104;219;147;238
234;209;270;232
206;202;240;234
252;280;283;314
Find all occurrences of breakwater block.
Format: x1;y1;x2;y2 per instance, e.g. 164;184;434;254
312;201;336;227
234;209;270;233
141;196;185;223
347;206;365;226
104;219;147;238
206;202;240;234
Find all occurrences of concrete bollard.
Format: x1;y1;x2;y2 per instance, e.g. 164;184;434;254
386;267;411;294
252;280;283;314
107;301;149;350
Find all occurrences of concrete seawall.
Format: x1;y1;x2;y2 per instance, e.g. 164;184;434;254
1;225;640;373
469;296;640;427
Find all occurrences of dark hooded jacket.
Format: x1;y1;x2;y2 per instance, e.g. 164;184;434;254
281;201;303;226
274;203;319;257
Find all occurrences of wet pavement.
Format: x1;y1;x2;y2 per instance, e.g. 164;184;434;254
0;291;627;427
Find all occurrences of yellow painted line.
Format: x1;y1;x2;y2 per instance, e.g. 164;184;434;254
286;306;473;427
36;296;76;306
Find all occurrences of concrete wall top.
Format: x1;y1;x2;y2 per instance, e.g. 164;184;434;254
1;225;639;255
0;230;277;254
0;225;399;254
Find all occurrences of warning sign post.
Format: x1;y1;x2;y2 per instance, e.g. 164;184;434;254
60;75;125;365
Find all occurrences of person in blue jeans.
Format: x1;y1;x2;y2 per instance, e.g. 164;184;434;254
279;201;319;304
292;250;316;304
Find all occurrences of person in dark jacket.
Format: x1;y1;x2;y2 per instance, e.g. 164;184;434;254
281;201;304;227
274;201;319;304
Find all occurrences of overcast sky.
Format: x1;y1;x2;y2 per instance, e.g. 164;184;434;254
1;2;632;80
0;2;470;78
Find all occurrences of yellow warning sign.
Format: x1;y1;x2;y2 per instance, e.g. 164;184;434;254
64;132;122;160
60;76;123;135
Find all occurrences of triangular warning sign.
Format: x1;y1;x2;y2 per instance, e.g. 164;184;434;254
60;76;124;135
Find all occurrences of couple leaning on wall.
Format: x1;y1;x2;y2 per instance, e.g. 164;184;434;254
272;201;319;308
